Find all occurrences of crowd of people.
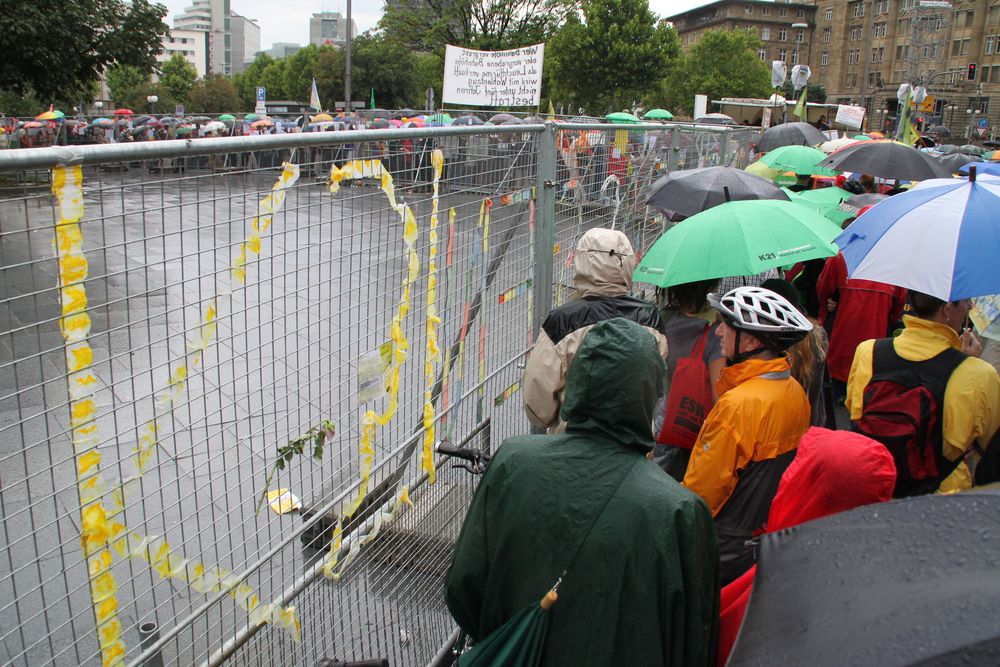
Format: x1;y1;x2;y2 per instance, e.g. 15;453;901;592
445;214;1000;664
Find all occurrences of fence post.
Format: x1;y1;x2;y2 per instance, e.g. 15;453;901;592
720;130;730;167
533;123;557;337
669;128;680;172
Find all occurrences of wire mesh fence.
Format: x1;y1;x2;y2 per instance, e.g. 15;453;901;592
0;122;753;666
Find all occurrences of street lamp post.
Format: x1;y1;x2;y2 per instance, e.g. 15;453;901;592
946;104;958;133
146;94;158;115
791;22;812;68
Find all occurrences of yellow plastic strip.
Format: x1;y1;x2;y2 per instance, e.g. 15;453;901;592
323;485;413;581
421;149;446;483
52;165;127;667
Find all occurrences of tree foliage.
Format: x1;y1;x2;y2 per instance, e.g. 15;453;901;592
233;54;275;109
780;81;827;104
0;0;168;102
159;53;199;103
353;32;423;109
187;75;241;113
547;0;679;114
381;0;573;53
106;65;151;106
666;29;771;115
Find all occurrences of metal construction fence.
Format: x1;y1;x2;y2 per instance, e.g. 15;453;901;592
0;122;755;666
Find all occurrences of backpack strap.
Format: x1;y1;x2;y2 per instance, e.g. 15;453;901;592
690;323;712;361
870;338;967;400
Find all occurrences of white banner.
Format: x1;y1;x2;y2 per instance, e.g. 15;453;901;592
835;104;866;130
771;61;787;88
443;43;544;107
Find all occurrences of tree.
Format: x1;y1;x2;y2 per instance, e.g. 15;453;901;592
233;54;276;109
381;0;573;53
106;65;151;106
259;60;290;101
780;81;827;104
352;32;422;109
665;29;771;115
547;0;680;114
0;0;167;102
187;75;242;113
313;48;345;109
283;44;322;103
159;53;198;104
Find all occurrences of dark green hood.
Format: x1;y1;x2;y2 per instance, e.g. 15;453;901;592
561;317;666;450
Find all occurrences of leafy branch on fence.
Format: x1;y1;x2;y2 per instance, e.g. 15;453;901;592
257;420;336;513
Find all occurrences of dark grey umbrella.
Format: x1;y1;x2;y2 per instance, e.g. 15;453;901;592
818;141;953;180
500;118;525;125
644;166;790;218
392;108;418;119
728;489;1000;667
368;108;392;120
841;193;888;213
489;113;517;124
756;122;827;152
927;125;951;137
453;114;484;126
935;152;983;173
935;144;960;155
959;144;986;156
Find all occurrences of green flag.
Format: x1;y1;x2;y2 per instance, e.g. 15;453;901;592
370;88;375;110
793;87;809;120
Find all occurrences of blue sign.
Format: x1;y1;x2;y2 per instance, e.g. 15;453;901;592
979;117;989;129
256;87;266;102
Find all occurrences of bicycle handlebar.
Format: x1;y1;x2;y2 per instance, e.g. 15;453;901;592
437;439;483;462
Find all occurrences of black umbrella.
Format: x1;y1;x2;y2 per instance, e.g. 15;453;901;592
935;152;984;172
501;118;525;125
392;108;418;119
523;115;546;124
728;489;1000;667
369;118;390;129
841;192;888;213
927;125;951;137
453;114;484;126
958;144;986;156
983;139;1000;149
935;144;960;155
369;108;392;120
644;166;790;218
489;113;517;124
755;122;827;152
818;141;953;180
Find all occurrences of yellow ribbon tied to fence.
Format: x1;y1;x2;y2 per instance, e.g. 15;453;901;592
421;149;445;482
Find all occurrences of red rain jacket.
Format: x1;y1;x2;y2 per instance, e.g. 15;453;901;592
716;427;897;665
816;252;907;382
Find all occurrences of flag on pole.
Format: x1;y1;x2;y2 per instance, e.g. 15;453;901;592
793;87;809;119
900;90;919;146
309;78;322;112
547;99;555;121
370;88;375;110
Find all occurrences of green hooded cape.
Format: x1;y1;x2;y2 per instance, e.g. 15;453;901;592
446;318;720;666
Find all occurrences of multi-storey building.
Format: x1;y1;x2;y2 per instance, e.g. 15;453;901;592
670;0;999;137
156;29;209;78
230;11;261;74
174;0;231;75
308;11;358;49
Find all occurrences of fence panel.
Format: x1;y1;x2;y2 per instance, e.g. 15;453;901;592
0;122;752;666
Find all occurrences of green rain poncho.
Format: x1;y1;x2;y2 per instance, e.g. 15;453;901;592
446;318;720;666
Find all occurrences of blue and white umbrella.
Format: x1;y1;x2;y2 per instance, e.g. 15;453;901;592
958;161;1000;177
835;174;1000;301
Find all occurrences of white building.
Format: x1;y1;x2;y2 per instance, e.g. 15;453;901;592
174;0;231;75
157;29;209;78
309;11;358;48
230;11;260;74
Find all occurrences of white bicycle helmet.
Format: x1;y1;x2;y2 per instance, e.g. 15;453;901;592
708;286;813;352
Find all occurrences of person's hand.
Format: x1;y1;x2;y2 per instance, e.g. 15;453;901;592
826;299;838;313
961;328;983;357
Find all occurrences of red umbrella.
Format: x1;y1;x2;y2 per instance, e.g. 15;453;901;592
113;108;134;116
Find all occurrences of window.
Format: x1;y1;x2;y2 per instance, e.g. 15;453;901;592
745;4;752;14
869;72;879;87
966;11;975;29
758;48;767;61
762;5;770;15
991;6;1000;24
871;48;878;63
988;36;996;55
796;29;804;43
779;6;787;17
822;51;829;65
852;2;866;18
762;26;771;40
779;28;787;41
778;48;788;62
962;38;970;56
873;23;887;38
792;50;800;65
878;47;884;62
823;28;831;43
896;45;903;59
952;39;962;56
994;65;1000;84
796;9;805;18
825;8;833;20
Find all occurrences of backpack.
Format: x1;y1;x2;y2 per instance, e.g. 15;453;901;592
656;324;714;450
854;338;967;497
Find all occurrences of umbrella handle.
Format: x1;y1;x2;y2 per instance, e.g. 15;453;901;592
540;589;558;611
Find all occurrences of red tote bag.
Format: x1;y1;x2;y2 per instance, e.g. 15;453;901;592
656;324;714;449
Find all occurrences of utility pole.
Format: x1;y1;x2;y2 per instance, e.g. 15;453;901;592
858;0;876;125
345;0;353;112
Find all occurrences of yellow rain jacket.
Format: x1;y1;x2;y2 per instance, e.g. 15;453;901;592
847;315;1000;493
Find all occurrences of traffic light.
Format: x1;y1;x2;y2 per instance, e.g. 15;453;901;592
968;63;978;80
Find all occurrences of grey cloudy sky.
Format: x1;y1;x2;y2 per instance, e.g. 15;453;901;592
161;0;718;51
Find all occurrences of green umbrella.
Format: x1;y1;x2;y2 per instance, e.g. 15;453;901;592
785;187;855;226
853;134;873;141
458;591;556;666
219;113;236;122
760;145;839;176
426;112;454;125
633;200;843;288
643;108;674;120
243;113;258;121
605;111;641;124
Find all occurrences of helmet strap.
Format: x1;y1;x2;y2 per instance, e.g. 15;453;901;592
727;329;770;366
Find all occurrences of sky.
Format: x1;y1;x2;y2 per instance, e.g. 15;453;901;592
161;0;718;52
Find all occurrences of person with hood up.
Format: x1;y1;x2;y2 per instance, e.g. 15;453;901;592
682;286;813;585
447;318;719;666
523;227;667;431
716;427;897;665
